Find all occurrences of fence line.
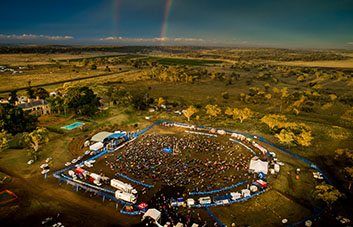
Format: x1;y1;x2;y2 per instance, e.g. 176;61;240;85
189;181;247;195
229;138;256;155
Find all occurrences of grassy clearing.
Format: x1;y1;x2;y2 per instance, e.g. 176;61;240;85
274;59;353;68
145;56;224;65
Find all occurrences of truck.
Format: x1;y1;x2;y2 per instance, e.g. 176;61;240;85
111;179;137;194
88;173;102;186
115;190;137;204
198;196;211;205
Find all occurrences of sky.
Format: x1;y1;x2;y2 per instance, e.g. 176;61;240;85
0;0;353;49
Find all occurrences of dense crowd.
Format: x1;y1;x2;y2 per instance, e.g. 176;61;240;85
105;134;257;191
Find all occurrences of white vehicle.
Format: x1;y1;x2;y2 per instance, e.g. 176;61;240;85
187;198;195;206
40;163;49;169
214;199;229;204
198;197;211;205
68;170;75;177
65;162;71;166
71;159;77;164
111;179;137;194
41;169;50;174
77;156;82;161
27;160;34;165
230;192;241;200
46;157;52;162
94;180;102;186
115;190;137;204
84;161;93;168
88;173;102;185
313;172;324;180
42;217;53;225
85;150;90;155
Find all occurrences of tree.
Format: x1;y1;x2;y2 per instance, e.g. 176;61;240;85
26;87;35;99
221;92;229;100
275;129;295;146
205;104;221;119
344;167;353;190
232;108;254;123
66;86;101;116
23;127;49;161
8;90;18;104
335;149;353;190
33;87;49;99
184;105;198;121
0;130;12;152
261;114;287;130
341;107;353;123
313;183;343;206
296;130;314;147
225;107;233;117
156;97;165;108
0;103;38;134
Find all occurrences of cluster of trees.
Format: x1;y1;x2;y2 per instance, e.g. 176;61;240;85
47;86;101;116
0;103;38;134
313;183;343;206
261;114;313;147
225;107;254;123
141;65;207;83
23;127;49;161
240;87;272;104
335;148;353;190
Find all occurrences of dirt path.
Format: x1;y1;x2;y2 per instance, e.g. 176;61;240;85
0;166;141;227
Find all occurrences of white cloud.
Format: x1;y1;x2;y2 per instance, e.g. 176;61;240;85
98;36;206;44
0;34;74;40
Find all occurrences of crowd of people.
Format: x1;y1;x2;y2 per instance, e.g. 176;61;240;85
105;134;258;192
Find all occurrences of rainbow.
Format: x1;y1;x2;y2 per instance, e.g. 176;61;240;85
160;0;173;43
113;0;120;36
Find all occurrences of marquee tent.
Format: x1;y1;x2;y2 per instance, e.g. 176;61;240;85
143;208;161;222
249;157;268;174
89;142;104;151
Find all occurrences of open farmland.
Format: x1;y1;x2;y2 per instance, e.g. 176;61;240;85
1;46;353;227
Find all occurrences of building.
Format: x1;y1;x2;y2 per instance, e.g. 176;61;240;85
17;98;51;116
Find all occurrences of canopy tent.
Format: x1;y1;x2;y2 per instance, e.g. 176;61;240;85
249;157;268;174
143;208;161;222
91;131;114;143
106;132;126;139
89;142;104;151
163;147;173;153
139;202;148;210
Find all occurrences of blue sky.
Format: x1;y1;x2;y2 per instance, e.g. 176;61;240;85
0;0;353;48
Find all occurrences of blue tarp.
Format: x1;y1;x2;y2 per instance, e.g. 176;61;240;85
163;147;173;153
106;133;126;139
213;194;232;201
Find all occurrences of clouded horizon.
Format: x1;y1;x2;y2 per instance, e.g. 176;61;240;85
0;0;353;49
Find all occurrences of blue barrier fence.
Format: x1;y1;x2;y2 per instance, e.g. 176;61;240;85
205;206;226;227
184;130;218;137
134;120;163;137
229;138;256;155
190;181;247;195
115;172;154;188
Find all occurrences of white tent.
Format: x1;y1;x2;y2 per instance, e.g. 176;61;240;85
143;208;161;222
91;131;114;143
89;142;104;151
249;157;268;174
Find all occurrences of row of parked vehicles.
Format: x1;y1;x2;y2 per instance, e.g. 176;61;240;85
69;168;138;204
170;180;267;207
